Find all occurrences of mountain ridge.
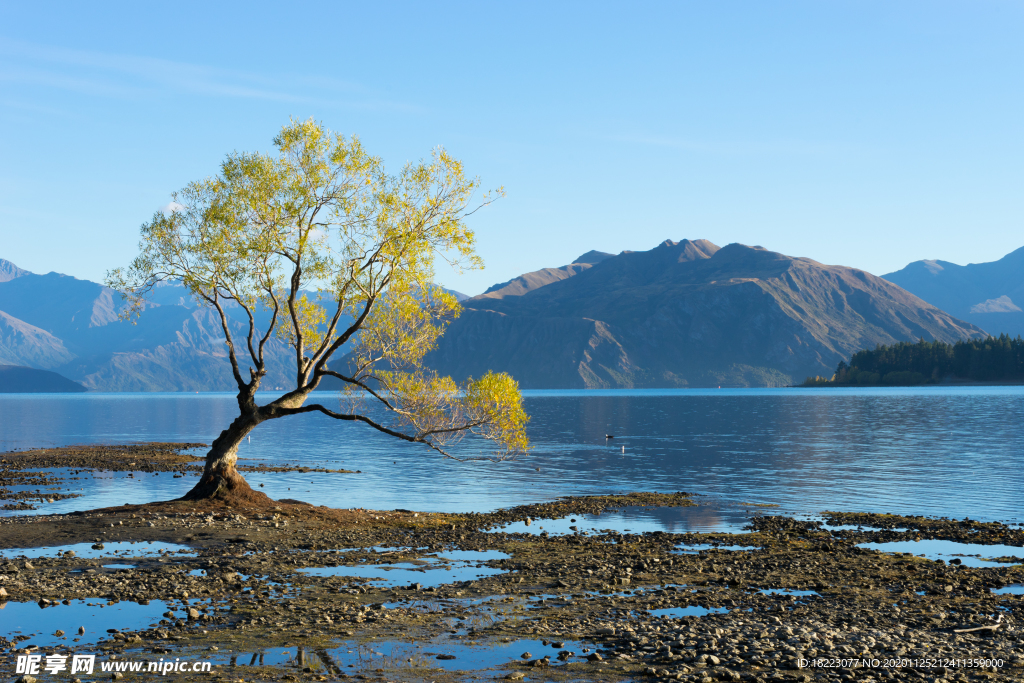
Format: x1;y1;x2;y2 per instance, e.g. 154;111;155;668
0;259;28;283
423;239;984;388
0;242;1000;391
883;246;1024;337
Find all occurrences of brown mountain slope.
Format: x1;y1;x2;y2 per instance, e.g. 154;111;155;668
424;239;985;388
478;250;615;300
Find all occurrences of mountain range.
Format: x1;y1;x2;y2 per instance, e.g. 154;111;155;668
883;246;1024;337
1;238;1017;391
0;263;295;392
422;240;985;388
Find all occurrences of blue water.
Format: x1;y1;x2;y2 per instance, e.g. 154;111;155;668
296;550;510;588
0;598;194;646
857;540;1024;567
1;388;1023;529
0;541;193;559
218;637;592;671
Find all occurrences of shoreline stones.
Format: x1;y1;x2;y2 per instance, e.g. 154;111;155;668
0;464;1021;681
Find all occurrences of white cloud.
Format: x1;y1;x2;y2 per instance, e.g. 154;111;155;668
0;38;422;113
159;202;186;214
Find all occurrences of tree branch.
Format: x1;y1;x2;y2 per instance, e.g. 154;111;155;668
201;289;246;391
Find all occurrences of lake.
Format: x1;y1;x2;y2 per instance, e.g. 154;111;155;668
1;387;1022;532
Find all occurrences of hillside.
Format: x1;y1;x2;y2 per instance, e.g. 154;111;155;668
883;246;1024;337
0;260;296;391
478;251;613;299
0;365;88;393
423;240;985;388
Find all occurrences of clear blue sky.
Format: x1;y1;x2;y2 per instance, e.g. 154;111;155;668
2;1;1022;296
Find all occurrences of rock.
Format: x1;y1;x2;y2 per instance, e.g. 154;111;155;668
17;676;37;683
586;652;603;662
54;630;64;637
91;544;104;550
520;652;531;659
24;561;34;569
435;654;456;660
188;608;200;619
77;626;85;635
504;674;525;681
0;587;8;598
111;673;123;681
556;579;570;587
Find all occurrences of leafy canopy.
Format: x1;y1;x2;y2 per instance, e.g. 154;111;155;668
108;119;528;459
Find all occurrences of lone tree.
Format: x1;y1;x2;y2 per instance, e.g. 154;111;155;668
108;120;529;505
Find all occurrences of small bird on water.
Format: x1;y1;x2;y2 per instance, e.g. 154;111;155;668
605;434;615;439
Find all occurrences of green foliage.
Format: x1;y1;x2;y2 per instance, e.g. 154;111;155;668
823;335;1024;386
108;119;528;460
881;370;925;385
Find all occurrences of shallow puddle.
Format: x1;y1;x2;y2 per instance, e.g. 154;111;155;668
757;588;819;597
822;524;909;532
992;584;1024;595
431;550;509;562
329;637;590;671
492;503;752;537
0;598;216;646
647;605;728;618
675;543;760;554
298;550;509;588
0;541;194;559
857;540;1024;567
213;637;590;673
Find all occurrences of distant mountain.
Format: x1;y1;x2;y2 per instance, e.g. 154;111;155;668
479;251;614;300
423;239;985;388
0;365;87;393
0;260;296;392
0;310;76;368
0;259;28;283
883;247;1024;337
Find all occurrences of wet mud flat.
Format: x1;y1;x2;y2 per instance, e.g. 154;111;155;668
0;472;1022;680
0;443;356;511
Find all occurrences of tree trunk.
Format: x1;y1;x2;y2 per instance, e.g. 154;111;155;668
179;413;272;505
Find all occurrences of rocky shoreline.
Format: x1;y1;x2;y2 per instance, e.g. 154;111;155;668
0;444;357;511
2;448;1023;682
